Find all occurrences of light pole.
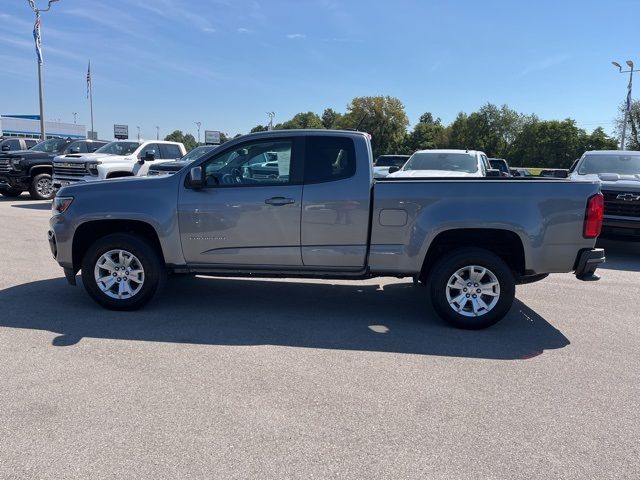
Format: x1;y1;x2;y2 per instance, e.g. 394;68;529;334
136;126;140;141
195;121;201;144
27;0;61;140
612;60;638;150
267;111;275;131
72;112;77;124
155;125;159;140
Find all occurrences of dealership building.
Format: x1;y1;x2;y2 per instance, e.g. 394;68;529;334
0;114;85;140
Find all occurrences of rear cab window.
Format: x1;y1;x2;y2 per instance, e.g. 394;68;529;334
304;136;356;184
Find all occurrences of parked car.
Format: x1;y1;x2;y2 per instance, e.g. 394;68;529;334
147;145;218;176
0;138;104;200
53;140;186;188
510;168;533;177
539;169;569;178
0;137;38;152
569;150;640;240
489;158;511;177
388;149;500;178
49;130;604;330
372;154;410;178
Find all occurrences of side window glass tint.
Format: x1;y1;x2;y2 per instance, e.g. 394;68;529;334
304;136;356;183
204;139;293;186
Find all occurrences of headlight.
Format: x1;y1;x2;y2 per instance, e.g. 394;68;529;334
52;196;74;215
86;161;101;176
10;158;24;170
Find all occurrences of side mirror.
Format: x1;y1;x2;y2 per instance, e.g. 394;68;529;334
70;146;81;153
388;166;400;174
144;150;156;161
189;166;204;189
486;169;501;177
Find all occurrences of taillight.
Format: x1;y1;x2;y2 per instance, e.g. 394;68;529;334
583;193;604;238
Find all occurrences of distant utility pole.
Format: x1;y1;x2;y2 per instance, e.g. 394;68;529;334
195;121;201;144
612;60;638;150
267;111;275;131
27;0;61;140
72;112;77;124
136;125;140;141
155;125;159;140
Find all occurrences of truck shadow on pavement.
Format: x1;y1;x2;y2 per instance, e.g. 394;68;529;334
11;202;52;211
0;276;569;360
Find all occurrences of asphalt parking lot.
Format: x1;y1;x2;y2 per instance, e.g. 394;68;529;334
0;195;638;480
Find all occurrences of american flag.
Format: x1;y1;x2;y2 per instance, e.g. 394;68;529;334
33;14;42;65
87;61;91;99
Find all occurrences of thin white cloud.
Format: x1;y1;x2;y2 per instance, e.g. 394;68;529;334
286;33;306;39
237;27;251;33
202;27;216;33
518;54;570;77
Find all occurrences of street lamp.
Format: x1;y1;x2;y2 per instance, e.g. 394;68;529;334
136;126;140;141
267;111;275;131
156;125;159;140
72;112;77;124
195;121;201;144
26;0;61;140
612;59;638;150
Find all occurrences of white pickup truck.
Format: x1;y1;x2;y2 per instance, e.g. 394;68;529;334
388;149;499;178
53;140;185;188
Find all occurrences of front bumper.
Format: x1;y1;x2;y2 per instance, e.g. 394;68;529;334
574;248;605;281
0;173;30;190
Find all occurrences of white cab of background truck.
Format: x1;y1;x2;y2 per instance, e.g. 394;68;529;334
53;140;186;188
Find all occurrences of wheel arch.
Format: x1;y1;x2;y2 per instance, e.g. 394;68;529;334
419;228;527;282
72;219;164;273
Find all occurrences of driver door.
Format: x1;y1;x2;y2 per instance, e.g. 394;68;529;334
177;136;304;266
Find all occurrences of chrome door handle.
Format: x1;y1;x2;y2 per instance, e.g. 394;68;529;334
265;197;295;206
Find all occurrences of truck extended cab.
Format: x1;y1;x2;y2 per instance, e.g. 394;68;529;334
52;140;186;188
49;130;605;329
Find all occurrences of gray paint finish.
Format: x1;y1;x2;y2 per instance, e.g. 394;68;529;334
51;129;601;279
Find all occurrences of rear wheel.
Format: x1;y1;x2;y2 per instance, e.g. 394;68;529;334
0;187;23;198
428;248;515;329
29;173;55;200
81;233;165;310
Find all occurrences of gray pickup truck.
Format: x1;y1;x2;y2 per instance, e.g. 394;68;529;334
49;130;605;329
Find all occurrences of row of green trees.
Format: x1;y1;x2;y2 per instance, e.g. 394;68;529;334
165;95;627;168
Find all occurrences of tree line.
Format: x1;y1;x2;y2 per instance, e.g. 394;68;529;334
166;95;627;168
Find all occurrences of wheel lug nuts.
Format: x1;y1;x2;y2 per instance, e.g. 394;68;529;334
116;278;121;282
112;273;117;277
463;288;467;292
472;294;477;298
466;294;470;298
467;283;471;286
476;289;481;293
115;267;119;271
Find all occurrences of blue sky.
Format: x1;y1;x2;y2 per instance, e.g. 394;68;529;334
1;0;638;140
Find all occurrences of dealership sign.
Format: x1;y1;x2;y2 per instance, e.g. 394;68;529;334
113;124;129;139
205;130;221;145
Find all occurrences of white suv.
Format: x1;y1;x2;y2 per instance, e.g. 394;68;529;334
53;140;186;188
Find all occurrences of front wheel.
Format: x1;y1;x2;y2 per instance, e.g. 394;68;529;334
29;173;56;200
81;233;165;310
428;248;515;329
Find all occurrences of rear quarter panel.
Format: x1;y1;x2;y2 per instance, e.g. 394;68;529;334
369;179;601;275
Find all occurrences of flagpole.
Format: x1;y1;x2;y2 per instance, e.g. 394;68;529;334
88;61;94;139
36;21;46;140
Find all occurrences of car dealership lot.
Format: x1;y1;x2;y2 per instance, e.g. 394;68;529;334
0;196;638;479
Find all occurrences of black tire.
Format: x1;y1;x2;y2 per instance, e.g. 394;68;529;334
428;248;515;329
0;188;23;198
81;233;165;310
29;172;55;200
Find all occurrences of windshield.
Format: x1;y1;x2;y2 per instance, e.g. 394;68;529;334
31;138;68;153
95;141;140;156
490;160;509;173
181;145;216;163
403;152;478;173
375;156;408;167
578;154;640;176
